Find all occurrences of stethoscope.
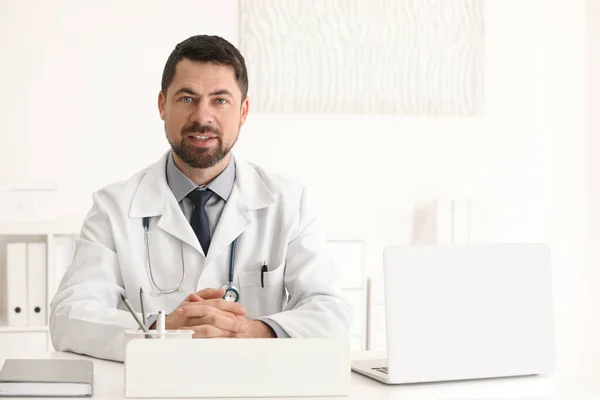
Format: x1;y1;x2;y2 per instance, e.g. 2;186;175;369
143;216;240;302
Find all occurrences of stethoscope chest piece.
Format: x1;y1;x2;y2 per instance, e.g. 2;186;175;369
222;284;240;302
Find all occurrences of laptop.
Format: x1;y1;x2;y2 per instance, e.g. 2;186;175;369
352;244;555;384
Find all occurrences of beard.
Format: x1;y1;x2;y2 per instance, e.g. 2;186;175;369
168;121;236;169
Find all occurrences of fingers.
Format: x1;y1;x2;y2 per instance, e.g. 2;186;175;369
177;300;246;317
189;324;237;338
166;306;235;331
185;314;248;334
200;299;247;315
183;288;223;304
186;293;202;302
176;303;246;320
195;287;226;300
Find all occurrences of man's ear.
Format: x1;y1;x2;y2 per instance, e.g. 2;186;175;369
240;96;249;126
158;91;166;120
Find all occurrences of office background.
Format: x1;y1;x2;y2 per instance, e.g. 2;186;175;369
0;0;598;385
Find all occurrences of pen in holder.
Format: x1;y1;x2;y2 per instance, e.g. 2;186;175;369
120;293;153;339
156;310;165;339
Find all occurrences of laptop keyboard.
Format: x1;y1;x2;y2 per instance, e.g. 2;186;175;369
371;367;388;374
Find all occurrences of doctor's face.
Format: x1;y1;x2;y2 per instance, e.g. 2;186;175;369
159;59;249;169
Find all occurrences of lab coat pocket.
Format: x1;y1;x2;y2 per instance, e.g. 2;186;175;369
238;263;286;318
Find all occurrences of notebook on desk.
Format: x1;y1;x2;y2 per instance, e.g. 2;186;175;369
0;359;93;397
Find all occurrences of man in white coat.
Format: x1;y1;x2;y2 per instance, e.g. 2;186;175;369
49;35;352;362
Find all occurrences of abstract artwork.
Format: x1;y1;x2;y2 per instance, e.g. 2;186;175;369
240;0;484;115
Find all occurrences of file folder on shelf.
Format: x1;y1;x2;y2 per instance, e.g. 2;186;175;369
26;243;47;326
5;243;28;326
125;338;351;398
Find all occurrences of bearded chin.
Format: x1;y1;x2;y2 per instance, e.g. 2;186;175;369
170;137;231;169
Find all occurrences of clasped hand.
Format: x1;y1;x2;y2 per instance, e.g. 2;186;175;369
161;288;275;338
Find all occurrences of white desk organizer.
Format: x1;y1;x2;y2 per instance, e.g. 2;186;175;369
125;338;351;398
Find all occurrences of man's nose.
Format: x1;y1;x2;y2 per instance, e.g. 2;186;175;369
190;100;215;125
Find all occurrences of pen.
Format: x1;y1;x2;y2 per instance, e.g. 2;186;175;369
157;310;165;339
120;293;149;333
139;287;147;330
261;262;268;288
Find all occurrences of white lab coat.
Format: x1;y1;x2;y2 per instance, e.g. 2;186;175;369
49;151;352;362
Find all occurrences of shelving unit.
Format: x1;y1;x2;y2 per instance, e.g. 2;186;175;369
325;238;367;351
0;217;81;357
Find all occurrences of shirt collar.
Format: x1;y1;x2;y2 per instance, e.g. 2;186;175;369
166;151;236;202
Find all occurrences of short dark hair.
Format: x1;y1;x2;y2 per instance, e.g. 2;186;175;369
161;35;248;100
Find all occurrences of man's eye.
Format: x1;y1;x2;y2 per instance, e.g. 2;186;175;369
215;98;227;105
180;96;193;103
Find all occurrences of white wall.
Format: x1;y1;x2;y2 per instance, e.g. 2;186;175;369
583;0;600;381
544;0;588;383
540;0;600;384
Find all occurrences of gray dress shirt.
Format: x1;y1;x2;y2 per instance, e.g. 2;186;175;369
146;151;288;338
166;150;234;239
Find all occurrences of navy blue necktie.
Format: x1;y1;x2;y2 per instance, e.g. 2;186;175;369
187;188;213;255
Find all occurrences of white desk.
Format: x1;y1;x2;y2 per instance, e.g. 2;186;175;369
1;351;599;400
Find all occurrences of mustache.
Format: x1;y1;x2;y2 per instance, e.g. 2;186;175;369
181;122;221;136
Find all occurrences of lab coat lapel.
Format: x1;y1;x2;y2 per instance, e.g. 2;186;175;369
129;151;202;255
156;196;202;255
204;158;276;266
204;187;249;267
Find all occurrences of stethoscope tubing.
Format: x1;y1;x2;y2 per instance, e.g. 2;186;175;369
143;216;238;301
